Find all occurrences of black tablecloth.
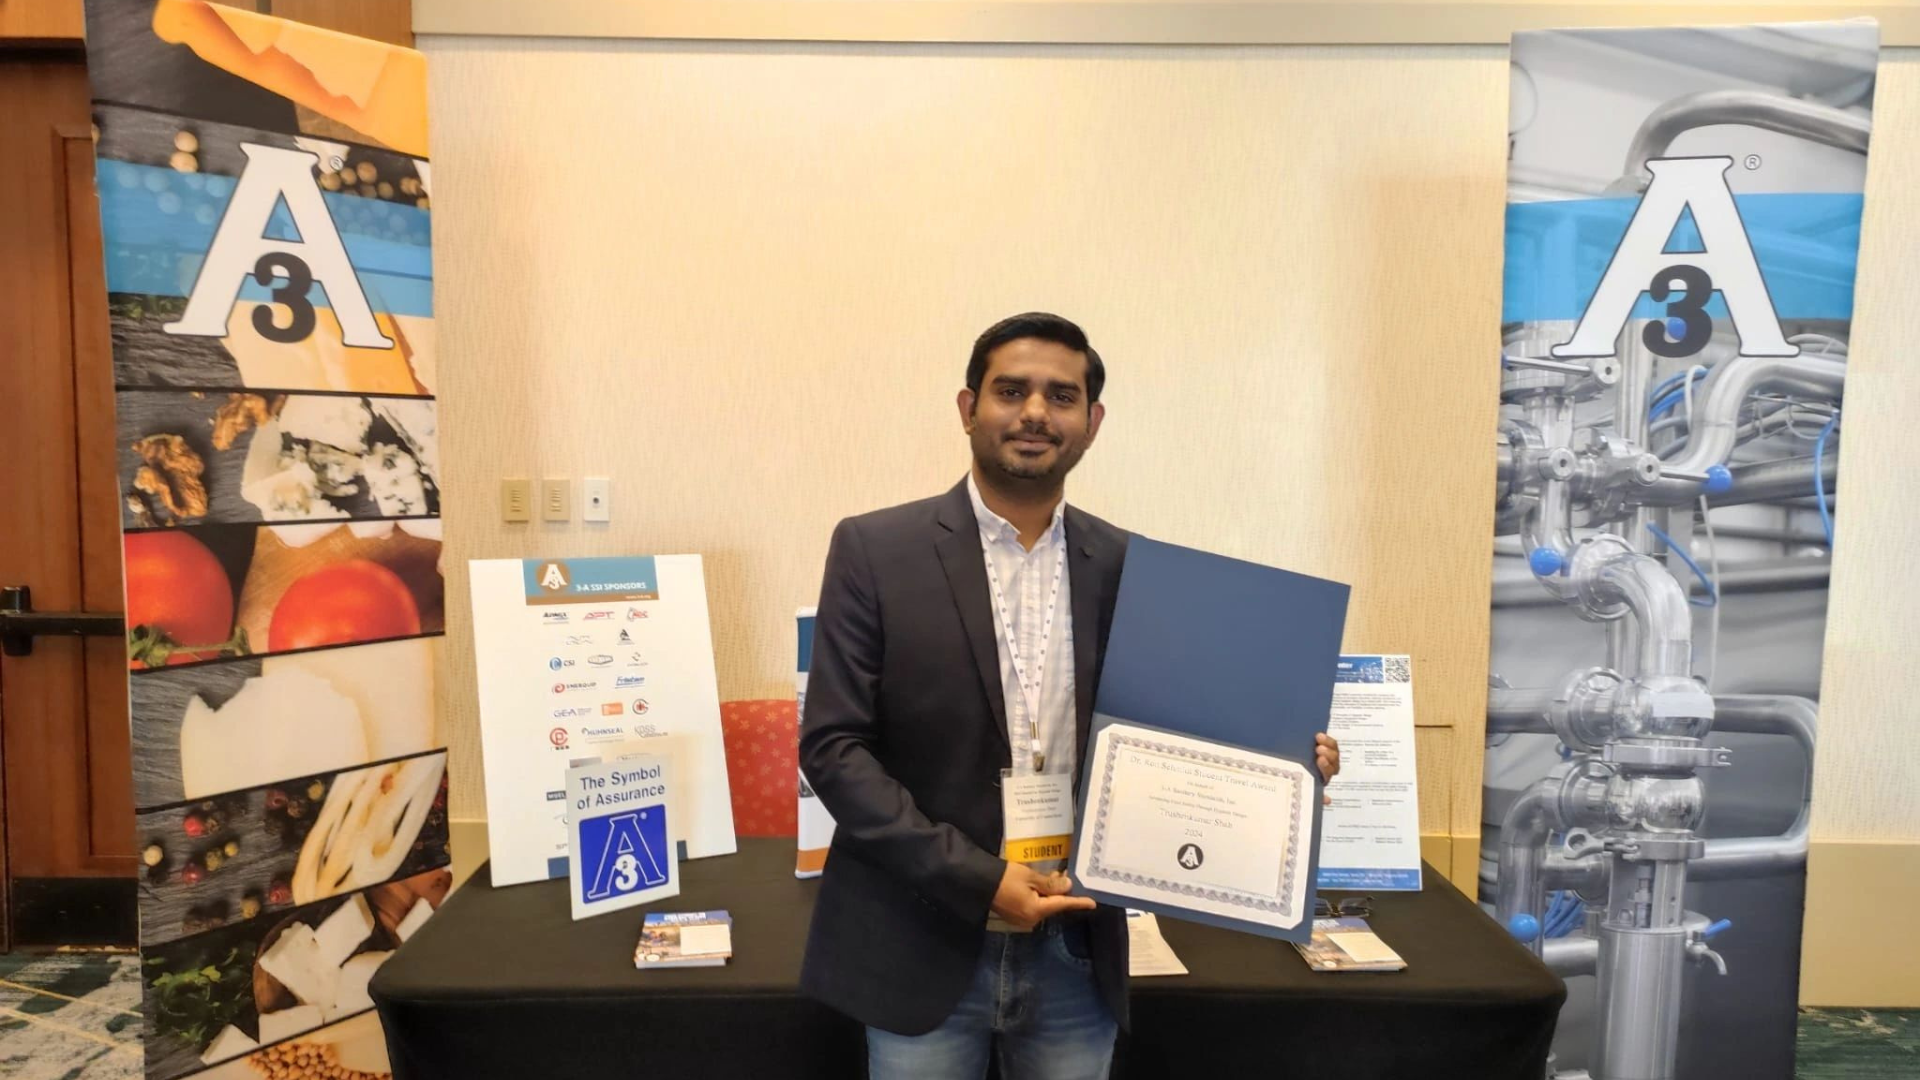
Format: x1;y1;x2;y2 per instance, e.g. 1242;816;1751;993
372;839;1561;1080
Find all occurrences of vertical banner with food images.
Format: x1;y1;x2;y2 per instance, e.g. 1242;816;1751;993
82;3;447;1079
1486;22;1871;1080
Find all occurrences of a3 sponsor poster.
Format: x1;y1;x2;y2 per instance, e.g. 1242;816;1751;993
82;3;447;1078
470;556;736;887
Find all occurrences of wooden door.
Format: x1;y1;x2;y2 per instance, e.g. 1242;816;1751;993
0;53;136;949
0;0;414;952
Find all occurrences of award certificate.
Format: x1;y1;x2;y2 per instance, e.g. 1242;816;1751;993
1075;722;1314;930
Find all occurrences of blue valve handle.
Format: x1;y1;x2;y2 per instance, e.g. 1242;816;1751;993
1704;464;1733;495
1528;548;1565;576
1704;918;1733;940
1507;913;1542;943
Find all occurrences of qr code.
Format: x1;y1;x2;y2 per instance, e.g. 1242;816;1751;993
1383;657;1411;683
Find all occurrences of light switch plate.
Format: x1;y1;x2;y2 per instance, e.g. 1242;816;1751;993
541;478;570;521
501;478;532;523
583;477;611;522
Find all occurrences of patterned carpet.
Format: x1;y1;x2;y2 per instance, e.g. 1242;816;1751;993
0;952;141;1080
1796;1008;1920;1078
0;952;1911;1078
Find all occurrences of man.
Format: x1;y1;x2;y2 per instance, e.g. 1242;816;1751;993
799;313;1340;1080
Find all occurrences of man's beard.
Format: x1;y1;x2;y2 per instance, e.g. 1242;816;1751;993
995;456;1052;480
986;435;1078;483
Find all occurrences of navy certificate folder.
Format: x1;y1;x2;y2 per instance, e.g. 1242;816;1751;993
1073;536;1350;941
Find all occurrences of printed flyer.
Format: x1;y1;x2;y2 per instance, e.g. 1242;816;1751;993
1317;655;1422;891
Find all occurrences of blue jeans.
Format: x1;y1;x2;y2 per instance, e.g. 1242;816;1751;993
867;920;1116;1080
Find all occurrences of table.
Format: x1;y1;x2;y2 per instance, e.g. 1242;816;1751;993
371;839;1562;1080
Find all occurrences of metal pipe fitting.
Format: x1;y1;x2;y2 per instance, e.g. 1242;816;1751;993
1719;454;1839;508
1581;546;1695;678
1690;695;1817;880
1594;922;1690;1079
1487;685;1557;733
1544;935;1600;978
1546;852;1611;898
1605;775;1707;834
1639;452;1840;508
1643;355;1846;501
1516;398;1580;584
1486;670;1626;749
1615;90;1871;192
1488;673;1718;754
1493;556;1829;607
1613;675;1716;742
1496;775;1569;950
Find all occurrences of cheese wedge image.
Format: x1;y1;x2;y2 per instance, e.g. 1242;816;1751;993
256;1003;324;1046
179;668;367;800
199;1024;258;1066
222;303;427;395
151;0;428;155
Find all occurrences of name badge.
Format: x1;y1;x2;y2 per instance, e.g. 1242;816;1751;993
1001;771;1074;864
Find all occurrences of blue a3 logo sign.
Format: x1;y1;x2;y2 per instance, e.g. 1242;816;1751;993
578;806;670;903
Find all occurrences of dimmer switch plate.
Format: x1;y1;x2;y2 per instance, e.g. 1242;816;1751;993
502;479;532;523
542;478;570;522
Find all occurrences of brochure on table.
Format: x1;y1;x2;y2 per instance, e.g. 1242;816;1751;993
471;555;736;886
1316;655;1423;891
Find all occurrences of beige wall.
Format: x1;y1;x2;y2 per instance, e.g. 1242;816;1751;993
418;38;1920;909
411;1;1920;47
421;38;1511;860
1815;59;1920;841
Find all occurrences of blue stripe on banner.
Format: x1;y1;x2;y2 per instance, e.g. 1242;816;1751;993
1317;867;1423;891
96;159;433;317
1502;193;1863;324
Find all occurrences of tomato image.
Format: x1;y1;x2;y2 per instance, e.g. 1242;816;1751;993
269;559;421;651
125;531;235;667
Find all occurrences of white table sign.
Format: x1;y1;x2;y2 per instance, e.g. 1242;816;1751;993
568;755;679;920
472;555;735;886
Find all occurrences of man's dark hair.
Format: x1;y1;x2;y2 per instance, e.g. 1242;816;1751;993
966;312;1106;405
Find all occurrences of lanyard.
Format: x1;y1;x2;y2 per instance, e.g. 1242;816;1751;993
981;528;1066;772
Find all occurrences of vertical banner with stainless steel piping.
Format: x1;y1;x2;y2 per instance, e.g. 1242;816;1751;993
1484;21;1874;1080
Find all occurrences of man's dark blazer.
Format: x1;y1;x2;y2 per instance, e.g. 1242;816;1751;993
797;478;1131;1036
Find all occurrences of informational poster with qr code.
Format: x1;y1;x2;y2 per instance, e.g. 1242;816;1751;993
1316;655;1422;891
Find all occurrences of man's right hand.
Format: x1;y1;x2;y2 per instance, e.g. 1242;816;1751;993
989;862;1096;931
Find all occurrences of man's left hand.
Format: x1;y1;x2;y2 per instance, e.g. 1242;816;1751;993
1316;732;1341;805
